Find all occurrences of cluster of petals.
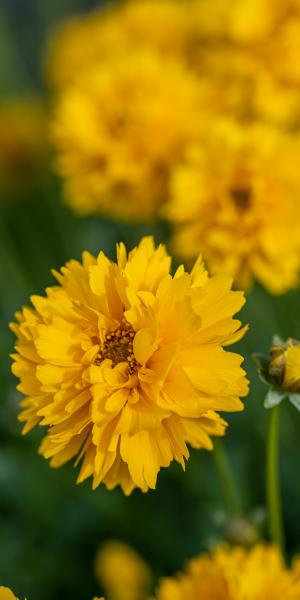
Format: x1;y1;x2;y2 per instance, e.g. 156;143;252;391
11;238;248;494
154;544;300;600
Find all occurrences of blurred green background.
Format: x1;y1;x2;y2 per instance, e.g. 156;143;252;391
1;1;300;599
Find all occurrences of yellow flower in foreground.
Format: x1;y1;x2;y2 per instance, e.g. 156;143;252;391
154;545;300;600
167;120;300;294
0;588;21;600
52;50;202;220
11;237;248;494
95;540;151;600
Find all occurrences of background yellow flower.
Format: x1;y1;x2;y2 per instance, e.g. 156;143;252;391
167;120;300;294
52;51;202;220
47;0;193;90
95;540;151;600
0;588;21;600
0;98;48;194
154;544;300;599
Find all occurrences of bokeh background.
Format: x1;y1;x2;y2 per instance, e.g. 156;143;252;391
1;1;300;599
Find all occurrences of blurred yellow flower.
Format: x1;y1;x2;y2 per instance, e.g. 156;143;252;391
190;0;300;128
192;0;286;46
47;0;193;90
154;545;300;599
52;50;202;220
0;588;22;600
167;120;300;294
95;540;151;600
0;98;47;193
11;237;248;494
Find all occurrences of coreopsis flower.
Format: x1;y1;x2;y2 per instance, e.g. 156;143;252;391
47;0;193;90
153;545;300;600
52;50;202;220
167;120;300;294
95;540;151;600
11;237;248;494
254;336;300;411
0;97;47;193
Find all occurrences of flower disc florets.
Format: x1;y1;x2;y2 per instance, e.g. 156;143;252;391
11;237;248;494
96;323;138;375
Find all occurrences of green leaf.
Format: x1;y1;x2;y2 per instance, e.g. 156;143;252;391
288;393;300;412
264;388;286;409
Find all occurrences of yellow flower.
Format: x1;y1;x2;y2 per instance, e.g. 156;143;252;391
192;0;286;46
0;588;22;600
47;0;193;90
0;97;47;193
95;540;151;600
11;237;248;494
167;120;300;294
52;50;202;220
154;545;300;600
191;0;300;128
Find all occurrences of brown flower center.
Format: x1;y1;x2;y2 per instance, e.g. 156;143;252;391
96;323;138;374
230;186;251;211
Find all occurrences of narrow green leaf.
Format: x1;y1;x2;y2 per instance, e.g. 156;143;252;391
288;393;300;412
264;389;286;409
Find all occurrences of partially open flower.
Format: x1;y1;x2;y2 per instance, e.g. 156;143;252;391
254;336;300;410
11;237;248;494
153;544;300;599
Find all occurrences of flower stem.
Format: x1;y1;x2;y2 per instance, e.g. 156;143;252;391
266;404;285;553
213;438;242;516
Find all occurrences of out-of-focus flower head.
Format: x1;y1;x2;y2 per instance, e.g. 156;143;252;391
0;588;23;600
192;0;286;47
11;236;248;494
0;97;48;194
153;544;300;599
192;0;300;127
52;50;203;220
47;0;194;90
254;336;300;411
167;119;300;294
95;540;151;600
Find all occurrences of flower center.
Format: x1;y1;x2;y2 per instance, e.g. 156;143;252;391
230;186;251;211
96;324;138;374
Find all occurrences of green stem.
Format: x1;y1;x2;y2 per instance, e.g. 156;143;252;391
266;405;285;553
213;438;242;516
